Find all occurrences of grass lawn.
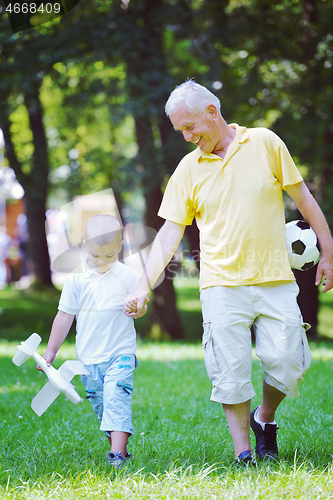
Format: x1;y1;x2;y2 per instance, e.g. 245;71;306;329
1;278;333;498
318;285;333;340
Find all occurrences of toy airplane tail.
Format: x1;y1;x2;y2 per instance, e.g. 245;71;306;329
12;333;42;366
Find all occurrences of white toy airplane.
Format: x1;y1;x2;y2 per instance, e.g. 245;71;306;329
12;333;89;416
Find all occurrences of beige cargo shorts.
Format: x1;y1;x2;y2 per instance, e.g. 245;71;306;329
200;282;312;404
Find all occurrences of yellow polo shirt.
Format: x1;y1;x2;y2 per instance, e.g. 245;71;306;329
158;124;302;289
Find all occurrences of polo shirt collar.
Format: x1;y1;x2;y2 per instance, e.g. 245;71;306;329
230;123;249;144
197;123;249;162
82;258;121;279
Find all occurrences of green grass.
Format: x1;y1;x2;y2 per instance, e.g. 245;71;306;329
318;287;333;339
1;341;333;498
1;278;333;498
174;277;202;341
0;287;64;342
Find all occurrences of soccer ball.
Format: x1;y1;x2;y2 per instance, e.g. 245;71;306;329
285;220;321;271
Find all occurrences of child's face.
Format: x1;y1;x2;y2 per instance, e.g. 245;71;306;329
85;239;123;275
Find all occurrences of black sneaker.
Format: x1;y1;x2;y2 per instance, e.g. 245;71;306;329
236;449;256;466
250;407;279;461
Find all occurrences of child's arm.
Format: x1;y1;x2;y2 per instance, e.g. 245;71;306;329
37;310;75;370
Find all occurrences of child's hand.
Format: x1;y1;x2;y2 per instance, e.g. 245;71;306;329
135;303;148;319
124;294;149;319
124;295;138;314
36;351;55;372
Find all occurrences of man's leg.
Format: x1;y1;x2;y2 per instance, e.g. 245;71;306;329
258;380;285;423
222;400;252;458
251;282;311;460
200;286;256;462
250;380;283;460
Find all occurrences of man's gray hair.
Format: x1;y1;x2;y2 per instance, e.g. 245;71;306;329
165;80;221;117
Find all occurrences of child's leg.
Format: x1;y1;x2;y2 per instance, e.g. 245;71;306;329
110;431;130;456
81;364;105;424
82;362;132;457
102;354;137;454
106;431;130;457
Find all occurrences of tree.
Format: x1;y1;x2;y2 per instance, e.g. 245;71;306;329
5;0;329;337
0;3;128;287
195;0;333;337
52;0;203;338
0;80;53;287
0;13;57;287
112;0;192;338
0;0;201;336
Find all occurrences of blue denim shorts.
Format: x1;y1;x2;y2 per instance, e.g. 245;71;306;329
81;354;138;436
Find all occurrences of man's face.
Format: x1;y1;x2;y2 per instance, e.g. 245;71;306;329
85;239;122;274
170;103;220;154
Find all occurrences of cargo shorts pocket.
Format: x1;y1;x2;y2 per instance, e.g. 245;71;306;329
202;321;224;383
301;323;312;372
202;321;212;349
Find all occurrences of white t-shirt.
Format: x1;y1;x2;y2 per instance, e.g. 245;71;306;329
58;260;138;365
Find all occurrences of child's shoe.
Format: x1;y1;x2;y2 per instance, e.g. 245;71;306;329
107;451;126;468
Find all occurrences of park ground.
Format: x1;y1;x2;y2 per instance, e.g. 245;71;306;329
1;277;333;499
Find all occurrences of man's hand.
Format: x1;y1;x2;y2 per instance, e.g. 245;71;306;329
124;293;149;319
315;252;333;293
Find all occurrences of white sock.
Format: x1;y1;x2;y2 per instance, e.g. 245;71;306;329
254;406;277;430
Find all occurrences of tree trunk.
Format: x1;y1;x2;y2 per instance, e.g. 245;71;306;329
24;85;53;287
133;113;184;339
143;183;184;339
288;207;319;339
120;0;186;339
293;266;319;338
24;195;52;288
1;86;53;288
185;220;200;270
288;0;320;338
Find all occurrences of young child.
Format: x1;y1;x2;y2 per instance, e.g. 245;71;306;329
38;214;147;467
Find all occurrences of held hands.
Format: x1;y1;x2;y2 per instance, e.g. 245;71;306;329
123;293;149;319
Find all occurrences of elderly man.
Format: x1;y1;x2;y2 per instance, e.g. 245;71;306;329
124;80;333;465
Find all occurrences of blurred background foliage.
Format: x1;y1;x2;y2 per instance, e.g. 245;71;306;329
1;0;333;339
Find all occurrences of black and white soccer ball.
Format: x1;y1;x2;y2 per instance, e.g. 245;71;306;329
285;220;321;271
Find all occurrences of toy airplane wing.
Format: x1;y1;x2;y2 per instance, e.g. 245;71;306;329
31;381;60;416
58;360;89;382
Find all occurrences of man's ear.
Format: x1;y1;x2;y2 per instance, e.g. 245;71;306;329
207;104;218;117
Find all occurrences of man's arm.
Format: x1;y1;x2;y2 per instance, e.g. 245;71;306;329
37;310;75;370
285;181;333;292
124;220;186;317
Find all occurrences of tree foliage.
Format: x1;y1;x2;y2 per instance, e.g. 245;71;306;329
1;0;332;334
